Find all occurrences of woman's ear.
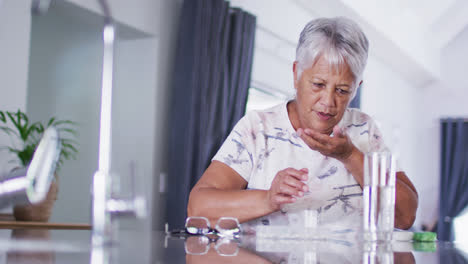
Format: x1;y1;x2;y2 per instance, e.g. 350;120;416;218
293;61;299;89
349;80;363;103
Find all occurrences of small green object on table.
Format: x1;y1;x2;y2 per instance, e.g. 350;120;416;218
413;232;437;242
412;232;437;252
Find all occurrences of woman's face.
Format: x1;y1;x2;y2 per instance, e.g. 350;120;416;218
293;56;355;134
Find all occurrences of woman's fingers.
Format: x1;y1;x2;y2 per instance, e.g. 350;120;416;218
282;167;308;181
268;168;309;210
278;180;304;197
283;174;309;192
298;127;355;161
304;128;331;145
272;194;297;205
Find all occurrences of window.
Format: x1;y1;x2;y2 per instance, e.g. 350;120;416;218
245;84;291;112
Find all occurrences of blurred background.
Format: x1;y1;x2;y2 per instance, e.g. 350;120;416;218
0;0;467;247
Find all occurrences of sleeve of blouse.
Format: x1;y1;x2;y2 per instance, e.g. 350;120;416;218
367;118;404;171
211;114;255;182
367;118;390;153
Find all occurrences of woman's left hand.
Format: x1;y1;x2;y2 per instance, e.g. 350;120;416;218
297;125;355;162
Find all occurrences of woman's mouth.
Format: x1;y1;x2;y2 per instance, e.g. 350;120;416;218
316;111;333;121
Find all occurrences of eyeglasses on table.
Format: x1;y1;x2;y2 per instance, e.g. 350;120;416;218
165;216;242;256
167;216;241;238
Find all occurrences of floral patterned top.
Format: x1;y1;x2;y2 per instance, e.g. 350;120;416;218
212;101;392;227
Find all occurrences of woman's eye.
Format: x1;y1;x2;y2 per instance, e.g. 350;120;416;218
336;88;349;95
313;83;325;88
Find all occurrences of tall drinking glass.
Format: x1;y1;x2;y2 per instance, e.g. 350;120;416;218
363;152;397;241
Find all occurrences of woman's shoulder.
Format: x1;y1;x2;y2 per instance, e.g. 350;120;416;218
242;102;288;125
340;107;374;128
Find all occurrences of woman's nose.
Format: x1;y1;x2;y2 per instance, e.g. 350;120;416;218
319;88;335;108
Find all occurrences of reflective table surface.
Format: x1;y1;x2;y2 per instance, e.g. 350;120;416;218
0;228;466;263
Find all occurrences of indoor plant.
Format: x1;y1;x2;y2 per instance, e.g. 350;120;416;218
0;109;78;221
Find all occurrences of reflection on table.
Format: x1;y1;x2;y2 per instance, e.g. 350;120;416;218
0;228;466;263
175;234;419;264
163;228;465;264
7;229;54;264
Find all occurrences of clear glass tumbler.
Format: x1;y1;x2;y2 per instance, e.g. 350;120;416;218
363;152;397;241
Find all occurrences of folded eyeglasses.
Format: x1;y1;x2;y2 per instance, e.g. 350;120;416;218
166;216;242;256
167;216;241;238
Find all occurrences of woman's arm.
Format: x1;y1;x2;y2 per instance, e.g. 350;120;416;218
298;126;419;229
393;171;418;229
188;161;308;225
188;161;273;225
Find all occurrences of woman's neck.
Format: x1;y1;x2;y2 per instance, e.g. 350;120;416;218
286;100;300;131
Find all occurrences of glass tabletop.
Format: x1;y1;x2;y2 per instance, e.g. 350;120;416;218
0;228;465;264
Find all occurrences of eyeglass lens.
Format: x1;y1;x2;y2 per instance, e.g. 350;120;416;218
215;238;239;256
216;217;241;237
185;217;211;235
185;236;239;256
185;236;210;255
185;216;241;238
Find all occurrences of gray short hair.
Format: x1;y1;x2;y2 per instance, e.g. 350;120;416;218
296;17;369;89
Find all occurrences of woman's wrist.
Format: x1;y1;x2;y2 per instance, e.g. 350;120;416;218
341;146;365;186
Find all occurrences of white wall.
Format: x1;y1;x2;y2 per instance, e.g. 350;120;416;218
150;0;183;230
112;37;158;232
0;0;31;111
64;0;160;36
417;26;468;230
0;0;32;177
27;1;111;224
361;56;424;226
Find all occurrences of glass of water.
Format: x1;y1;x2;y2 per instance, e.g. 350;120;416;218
363;152;397;241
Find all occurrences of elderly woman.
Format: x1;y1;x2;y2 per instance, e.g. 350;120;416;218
187;17;418;229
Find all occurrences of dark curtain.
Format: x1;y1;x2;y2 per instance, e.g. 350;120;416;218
438;119;468;241
166;0;256;228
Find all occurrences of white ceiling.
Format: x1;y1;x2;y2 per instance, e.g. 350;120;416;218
230;0;468;93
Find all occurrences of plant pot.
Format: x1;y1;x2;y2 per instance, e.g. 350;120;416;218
13;180;58;222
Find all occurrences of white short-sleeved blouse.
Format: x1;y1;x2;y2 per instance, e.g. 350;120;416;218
212;101;391;227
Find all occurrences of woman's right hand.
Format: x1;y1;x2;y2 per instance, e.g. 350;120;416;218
267;168;309;211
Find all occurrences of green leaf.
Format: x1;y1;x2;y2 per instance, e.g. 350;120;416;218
47;117;56;127
61;138;80;145
62;142;78;151
6;111;20;130
7;147;21;154
36;123;44;134
18;144;37;166
52;120;77;126
0;111;5;123
8;110;30;142
17;110;28;123
0;126;19;137
58;128;78;136
62;151;70;159
24;122;41;142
